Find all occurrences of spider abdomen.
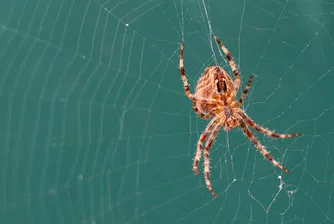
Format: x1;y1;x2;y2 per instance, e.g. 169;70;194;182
194;66;234;116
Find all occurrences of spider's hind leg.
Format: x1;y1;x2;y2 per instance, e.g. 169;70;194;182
179;43;194;100
192;102;210;120
239;75;253;106
212;34;241;93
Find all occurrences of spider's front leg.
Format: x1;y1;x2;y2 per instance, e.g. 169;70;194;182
203;117;225;197
238;110;302;139
194;113;225;197
193;116;221;175
240;121;290;174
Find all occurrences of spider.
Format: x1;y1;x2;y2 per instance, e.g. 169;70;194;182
179;34;302;197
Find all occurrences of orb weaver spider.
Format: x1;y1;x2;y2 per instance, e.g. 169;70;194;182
179;34;302;196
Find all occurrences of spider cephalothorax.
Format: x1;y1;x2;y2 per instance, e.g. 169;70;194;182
179;34;302;197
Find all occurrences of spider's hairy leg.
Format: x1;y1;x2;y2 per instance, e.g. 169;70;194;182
239;75;253;106
193;114;222;175
203;115;225;197
240;121;290;174
192;101;210;119
179;43;222;106
179;43;193;99
189;96;225;109
212;34;241;93
238;110;302;138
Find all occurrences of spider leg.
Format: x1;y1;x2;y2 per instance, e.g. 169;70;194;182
193;102;211;120
179;44;223;106
239;121;290;174
193;114;222;175
179;42;194;99
203;115;225;197
212;34;241;94
239;75;253;106
191;96;221;105
238;110;302;138
179;44;225;106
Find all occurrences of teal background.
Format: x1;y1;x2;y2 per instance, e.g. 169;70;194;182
1;0;334;223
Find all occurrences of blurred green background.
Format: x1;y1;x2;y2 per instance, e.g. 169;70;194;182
0;0;334;223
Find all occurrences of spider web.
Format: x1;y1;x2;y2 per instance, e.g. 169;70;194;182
0;0;334;223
